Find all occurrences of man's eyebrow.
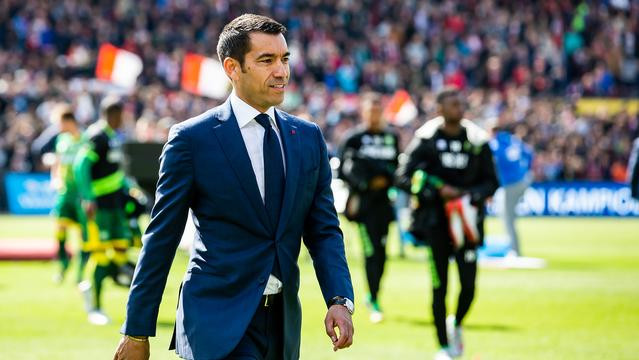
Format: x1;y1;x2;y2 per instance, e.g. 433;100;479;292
256;52;291;59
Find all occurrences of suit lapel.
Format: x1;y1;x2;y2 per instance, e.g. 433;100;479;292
212;100;271;233
275;110;301;237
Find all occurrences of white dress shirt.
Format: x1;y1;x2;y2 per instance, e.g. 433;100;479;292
229;92;284;295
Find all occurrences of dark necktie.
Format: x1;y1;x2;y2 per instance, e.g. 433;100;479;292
255;113;285;231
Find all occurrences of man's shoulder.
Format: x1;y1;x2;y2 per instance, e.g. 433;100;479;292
461;119;490;146
85;122;106;141
172;104;227;135
415;116;444;140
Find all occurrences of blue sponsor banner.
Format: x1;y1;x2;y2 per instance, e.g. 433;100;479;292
487;182;639;217
5;172;56;215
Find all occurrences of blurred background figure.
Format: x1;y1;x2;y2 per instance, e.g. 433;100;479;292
395;88;498;360
488;113;534;257
74;95;133;325
338;92;399;324
48;103;89;284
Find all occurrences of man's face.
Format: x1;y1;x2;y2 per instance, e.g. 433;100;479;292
106;108;123;130
230;32;290;112
362;100;385;132
439;95;465;123
59;116;75;133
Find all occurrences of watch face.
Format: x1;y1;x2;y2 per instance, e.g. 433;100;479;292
344;298;355;314
331;297;354;314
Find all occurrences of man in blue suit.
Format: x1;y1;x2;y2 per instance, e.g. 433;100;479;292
114;14;354;360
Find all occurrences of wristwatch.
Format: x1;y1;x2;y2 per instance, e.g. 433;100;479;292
329;296;355;315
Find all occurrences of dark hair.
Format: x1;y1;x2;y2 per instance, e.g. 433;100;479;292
100;95;123;116
60;111;76;123
216;14;287;67
436;87;460;104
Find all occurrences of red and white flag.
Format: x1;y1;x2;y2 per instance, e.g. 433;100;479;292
95;44;143;89
383;89;418;126
181;53;230;99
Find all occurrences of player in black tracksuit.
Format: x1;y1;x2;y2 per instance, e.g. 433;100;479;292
339;93;399;323
395;89;498;358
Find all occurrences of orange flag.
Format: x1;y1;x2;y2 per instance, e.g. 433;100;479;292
383;89;418;126
95;44;143;89
181;53;230;99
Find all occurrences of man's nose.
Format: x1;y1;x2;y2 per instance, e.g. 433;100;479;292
272;59;289;78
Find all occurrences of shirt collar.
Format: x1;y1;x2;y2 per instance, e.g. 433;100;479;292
230;91;277;129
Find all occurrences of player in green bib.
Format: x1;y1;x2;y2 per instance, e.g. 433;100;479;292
74;96;133;325
50;105;90;284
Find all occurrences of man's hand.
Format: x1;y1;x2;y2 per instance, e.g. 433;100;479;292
113;336;150;360
439;185;462;201
369;176;389;190
83;201;97;219
324;305;354;352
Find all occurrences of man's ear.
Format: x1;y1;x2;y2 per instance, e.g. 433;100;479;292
223;57;239;82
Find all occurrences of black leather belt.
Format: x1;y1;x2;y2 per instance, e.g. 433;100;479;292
261;293;282;307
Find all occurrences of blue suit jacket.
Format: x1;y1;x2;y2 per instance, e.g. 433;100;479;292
121;99;354;359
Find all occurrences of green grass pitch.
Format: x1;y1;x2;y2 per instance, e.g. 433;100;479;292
1;215;638;359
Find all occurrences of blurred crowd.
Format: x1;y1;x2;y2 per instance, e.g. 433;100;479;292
1;0;638;181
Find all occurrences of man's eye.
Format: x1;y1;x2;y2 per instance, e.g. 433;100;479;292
261;59;273;63
282;58;289;63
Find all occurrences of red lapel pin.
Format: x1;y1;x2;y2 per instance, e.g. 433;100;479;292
291;129;296;135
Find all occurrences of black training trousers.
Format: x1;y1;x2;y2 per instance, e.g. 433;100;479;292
357;213;391;302
425;227;478;347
